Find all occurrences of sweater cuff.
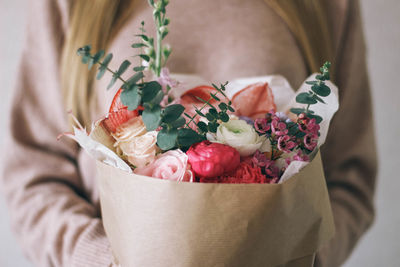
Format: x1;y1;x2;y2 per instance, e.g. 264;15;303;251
71;219;114;267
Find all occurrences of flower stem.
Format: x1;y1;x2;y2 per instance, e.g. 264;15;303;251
155;14;162;77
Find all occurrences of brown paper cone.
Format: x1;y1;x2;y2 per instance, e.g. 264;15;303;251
96;152;334;267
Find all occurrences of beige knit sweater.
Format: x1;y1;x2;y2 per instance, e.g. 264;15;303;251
1;0;376;266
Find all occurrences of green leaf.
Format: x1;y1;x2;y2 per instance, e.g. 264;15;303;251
312;94;326;104
77;45;91;56
184;112;193;119
210;93;220;102
142;81;162;102
195;109;205;117
163;18;170;26
142;105;162;130
162;104;185;123
157;128;178;150
218;102;228;111
311;83;331;97
131;43;148;48
107;75;118;90
206;113;215;122
97;53;113;80
305;81;318;85
135;34;149;42
219;112;229;122
208;121;219;133
93;50;104;63
177;128;205;148
209;108;218;116
116;60;131;77
170;116;186;128
81;54;90;64
161;29;169;39
296;92;317;105
197;121;208;133
87;58;95;70
121;86;141;111
290;108;306;115
138;54;150;62
123;71;144;90
162;47;172;62
133;66;146;72
149;90;164;106
102;53;113;67
227;105;235;112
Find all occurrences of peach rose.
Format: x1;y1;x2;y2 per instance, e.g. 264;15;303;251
111;117;158;168
118;131;159;168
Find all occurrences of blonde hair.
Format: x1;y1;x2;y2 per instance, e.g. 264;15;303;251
61;0;333;127
61;1;136;128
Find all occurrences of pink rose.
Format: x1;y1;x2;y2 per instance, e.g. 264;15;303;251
187;141;240;179
134;150;193;182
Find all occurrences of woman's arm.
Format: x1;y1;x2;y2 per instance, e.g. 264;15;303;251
1;1;113;266
316;1;377;266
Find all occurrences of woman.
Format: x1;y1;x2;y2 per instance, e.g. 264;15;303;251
1;0;376;266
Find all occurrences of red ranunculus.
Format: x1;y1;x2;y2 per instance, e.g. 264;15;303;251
187;141;240;179
198;162;270;184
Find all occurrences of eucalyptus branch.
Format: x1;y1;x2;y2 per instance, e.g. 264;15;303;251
96;58;128;84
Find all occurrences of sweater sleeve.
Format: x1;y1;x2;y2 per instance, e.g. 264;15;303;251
0;1;114;266
315;1;377;266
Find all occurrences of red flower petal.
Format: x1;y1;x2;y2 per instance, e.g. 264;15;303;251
102;88;142;133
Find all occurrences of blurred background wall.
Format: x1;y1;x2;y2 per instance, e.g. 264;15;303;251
0;0;399;266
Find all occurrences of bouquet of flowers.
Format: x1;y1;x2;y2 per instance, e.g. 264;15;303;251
63;1;338;266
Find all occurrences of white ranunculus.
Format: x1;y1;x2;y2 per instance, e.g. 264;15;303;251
215;119;270;157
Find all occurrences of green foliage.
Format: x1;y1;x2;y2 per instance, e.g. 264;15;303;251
296;92;318;105
142;105;162;131
311;83;330;97
157;128;178;150
294;61;332;124
121;86;141;111
75;2;244;153
162;104;185;123
177;128;206;149
141;81;162;102
97;53;113;80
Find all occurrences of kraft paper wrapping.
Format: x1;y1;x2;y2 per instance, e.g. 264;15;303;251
96;151;335;267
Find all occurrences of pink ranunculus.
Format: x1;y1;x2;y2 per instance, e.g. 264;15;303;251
187;141;240;179
134;149;193;182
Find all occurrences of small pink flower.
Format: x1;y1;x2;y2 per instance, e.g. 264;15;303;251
157;68;178;93
292;150;310;162
298;117;320;135
304;133;318;151
254;118;270;133
271;118;288;136
277;135;296;153
264;161;279;179
252;150;269;167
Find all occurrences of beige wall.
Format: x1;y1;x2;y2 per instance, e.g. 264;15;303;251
0;1;399;266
